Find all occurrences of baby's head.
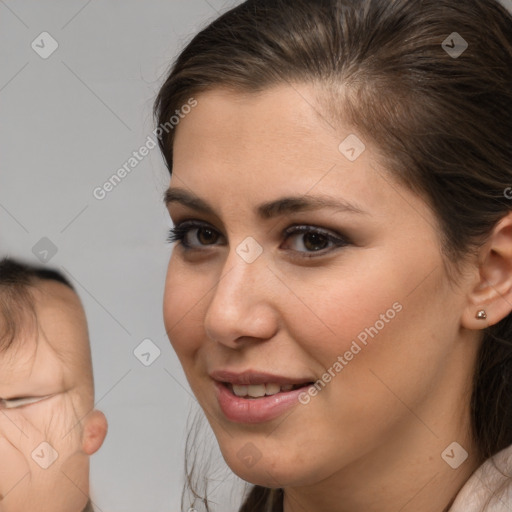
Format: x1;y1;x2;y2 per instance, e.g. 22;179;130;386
0;258;107;512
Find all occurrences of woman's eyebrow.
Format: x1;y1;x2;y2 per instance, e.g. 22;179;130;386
164;188;369;219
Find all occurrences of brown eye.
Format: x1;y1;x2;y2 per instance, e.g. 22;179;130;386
282;225;350;257
302;232;330;251
196;227;219;245
167;221;224;248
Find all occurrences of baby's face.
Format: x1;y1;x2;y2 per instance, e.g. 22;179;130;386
0;280;106;512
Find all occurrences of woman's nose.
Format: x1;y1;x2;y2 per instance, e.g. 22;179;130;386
203;246;279;349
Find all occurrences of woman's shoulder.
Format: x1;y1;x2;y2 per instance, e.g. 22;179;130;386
448;444;512;511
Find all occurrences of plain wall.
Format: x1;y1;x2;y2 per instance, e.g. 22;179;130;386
1;0;511;511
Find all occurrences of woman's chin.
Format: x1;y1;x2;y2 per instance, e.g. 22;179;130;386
221;449;314;489
230;464;297;489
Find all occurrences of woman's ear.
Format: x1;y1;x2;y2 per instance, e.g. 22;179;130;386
462;211;512;330
82;410;108;456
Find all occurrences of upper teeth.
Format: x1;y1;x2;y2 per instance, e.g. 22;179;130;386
232;383;295;398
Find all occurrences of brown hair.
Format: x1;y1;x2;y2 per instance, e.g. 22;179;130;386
0;258;75;351
154;0;512;510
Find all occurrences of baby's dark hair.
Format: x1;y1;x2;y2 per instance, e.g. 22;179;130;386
0;257;75;352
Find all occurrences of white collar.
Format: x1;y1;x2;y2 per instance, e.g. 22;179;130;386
448;444;512;511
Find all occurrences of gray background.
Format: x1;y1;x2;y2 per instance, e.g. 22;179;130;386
1;1;511;511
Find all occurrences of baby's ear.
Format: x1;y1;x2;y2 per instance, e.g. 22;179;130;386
82;410;108;455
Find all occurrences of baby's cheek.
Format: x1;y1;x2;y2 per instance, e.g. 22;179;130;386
22;395;83;452
19;399;59;433
0;438;28;494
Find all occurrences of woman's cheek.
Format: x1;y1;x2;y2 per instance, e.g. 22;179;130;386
164;262;206;357
291;280;401;356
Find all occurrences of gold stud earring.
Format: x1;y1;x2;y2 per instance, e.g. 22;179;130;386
476;310;487;320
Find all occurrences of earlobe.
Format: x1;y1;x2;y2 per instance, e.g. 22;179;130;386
461;307;490;330
82;410;108;456
462;212;512;330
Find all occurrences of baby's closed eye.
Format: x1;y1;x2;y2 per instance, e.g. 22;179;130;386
0;395;54;409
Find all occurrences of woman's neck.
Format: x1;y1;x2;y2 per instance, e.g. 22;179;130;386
282;414;480;512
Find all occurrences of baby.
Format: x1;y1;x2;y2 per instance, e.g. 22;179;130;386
0;258;107;512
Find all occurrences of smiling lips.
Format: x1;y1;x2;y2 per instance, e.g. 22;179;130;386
210;369;314;423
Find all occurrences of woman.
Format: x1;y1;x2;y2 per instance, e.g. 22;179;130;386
155;0;512;510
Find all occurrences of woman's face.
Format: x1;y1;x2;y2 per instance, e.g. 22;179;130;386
163;84;479;489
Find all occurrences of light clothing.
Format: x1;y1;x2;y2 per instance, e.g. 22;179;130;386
449;444;512;511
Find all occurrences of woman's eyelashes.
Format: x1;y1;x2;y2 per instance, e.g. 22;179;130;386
168;220;220;248
167;220;351;257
